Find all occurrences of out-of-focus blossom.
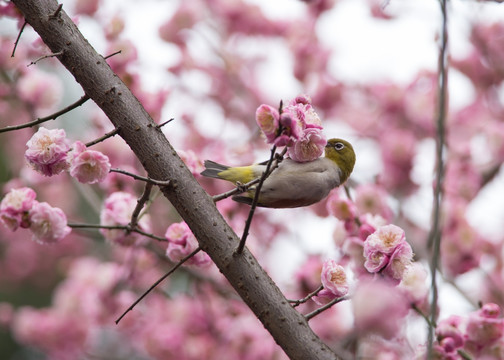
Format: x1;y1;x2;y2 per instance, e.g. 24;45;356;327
74;0;100;16
165;222;211;267
106;39;138;73
16;70;62;113
352;279;409;339
320;260;348;298
12;307;89;358
29;202;71;244
354;184;393;222
363;224;413;282
326;190;357;221
179;149;205;177
399;262;429;307
25;127;70;177
287;128;326;163
159;2;202;46
0;187;36;231
99;191;151;246
69;141;111;184
465;303;504;351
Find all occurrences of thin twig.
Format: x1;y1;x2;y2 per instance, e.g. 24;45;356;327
236;143;278;254
68;223;167;242
27;50;63;67
288;285;324;308
427;0;448;355
11;21;27;58
0;95;90;134
411;303;435;328
109;168;171;186
212;177;261;202
85;127;120;147
156;118;174;129
129;183;153;232
305;295;349;321
115;246;202;324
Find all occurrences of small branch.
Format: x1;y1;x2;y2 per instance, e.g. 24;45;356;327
236;143;278;254
68;223;167;242
288;285;324;308
109;168;171;187
411;303;435;328
427;0;448;356
115;246;202;324
11;21;27;58
156;118;174;129
85;127;120;147
0;94;90;134
27;50;63;67
212;177;261;202
305;295;349;321
457;349;474;360
128;182;153;232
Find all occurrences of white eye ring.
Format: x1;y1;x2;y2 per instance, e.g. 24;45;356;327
335;142;345;150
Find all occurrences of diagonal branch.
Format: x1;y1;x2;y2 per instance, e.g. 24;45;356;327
11;1;340;359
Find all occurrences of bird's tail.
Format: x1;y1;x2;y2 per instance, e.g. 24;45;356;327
201;160;230;179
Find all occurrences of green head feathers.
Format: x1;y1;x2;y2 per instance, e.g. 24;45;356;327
324;138;356;183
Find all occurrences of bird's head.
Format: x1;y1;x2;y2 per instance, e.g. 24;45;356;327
324;138;356;183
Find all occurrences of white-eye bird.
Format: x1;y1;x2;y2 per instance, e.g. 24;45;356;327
201;138;356;208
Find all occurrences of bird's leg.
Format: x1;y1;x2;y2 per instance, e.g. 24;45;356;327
235;181;248;193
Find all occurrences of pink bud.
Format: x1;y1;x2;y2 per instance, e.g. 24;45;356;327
165;222;211;267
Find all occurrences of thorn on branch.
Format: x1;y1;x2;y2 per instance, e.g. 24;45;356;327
115;246;202;324
0;95;90;134
11;21;27;58
28;50;64;67
156;118;174;129
49;4;63;19
109;168;171;187
104;50;122;60
85;127;120;147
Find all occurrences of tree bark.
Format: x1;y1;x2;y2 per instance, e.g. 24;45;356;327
10;1;340;359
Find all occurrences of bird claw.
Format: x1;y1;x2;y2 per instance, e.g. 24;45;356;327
236;181;248;193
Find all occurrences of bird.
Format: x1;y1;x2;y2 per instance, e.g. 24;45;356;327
201;138;356;208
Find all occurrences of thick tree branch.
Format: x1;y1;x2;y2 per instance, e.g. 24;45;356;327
11;1;340;359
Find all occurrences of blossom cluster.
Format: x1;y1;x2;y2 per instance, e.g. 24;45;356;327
255;95;326;162
0;187;70;244
25;127;111;183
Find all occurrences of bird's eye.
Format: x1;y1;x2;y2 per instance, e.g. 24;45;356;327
334;142;345;150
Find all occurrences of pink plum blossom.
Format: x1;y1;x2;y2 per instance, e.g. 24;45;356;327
28;202;71;244
363;224;413;282
465;303;504;350
165;221;211;267
0;187;36;231
326;190;357;221
320;259;349;298
25;127;70;176
69;141;111;184
99;191;151;246
287;128;326;163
